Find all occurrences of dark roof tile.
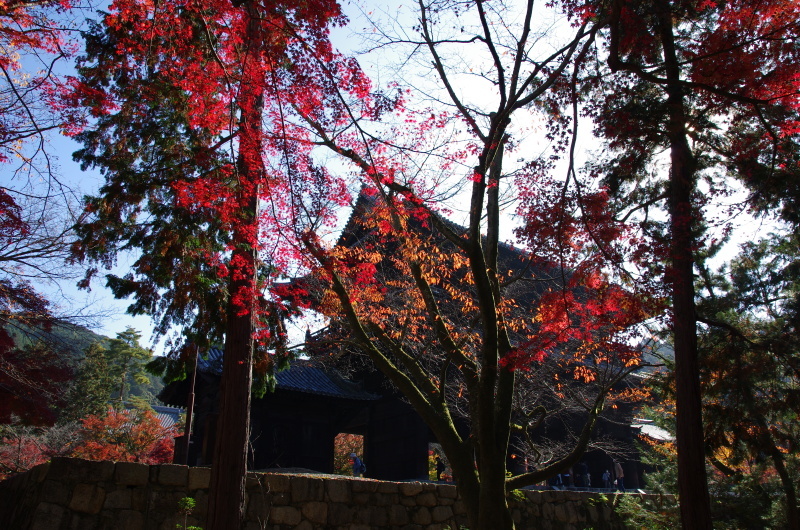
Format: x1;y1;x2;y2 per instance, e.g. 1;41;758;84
199;348;378;401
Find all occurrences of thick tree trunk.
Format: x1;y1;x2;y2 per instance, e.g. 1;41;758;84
447;449;513;530
207;5;265;527
206;236;256;530
656;2;713;529
477;470;514;530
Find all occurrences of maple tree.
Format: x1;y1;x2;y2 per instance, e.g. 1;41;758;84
0;420;80;481
574;0;800;526
0;340;73;425
281;2;656;528
0;407;174;480
0;0;82;165
70;407;175;464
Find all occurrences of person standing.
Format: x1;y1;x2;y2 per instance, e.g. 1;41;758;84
350;453;366;477
435;456;446;481
575;461;589;488
602;469;612;489
613;460;625;492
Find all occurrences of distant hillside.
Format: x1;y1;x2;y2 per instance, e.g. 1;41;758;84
4;320;165;412
5;320;110;364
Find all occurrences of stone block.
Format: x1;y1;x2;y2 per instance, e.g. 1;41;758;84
326;479;351;503
389;505;409;525
190;490;208;518
115;462;149;486
69;483;106;514
368;505;388;527
438;484;458;499
416;492;437;507
432;506;454;522
452;500;466;515
566;490;582;502
352;504;372;524
116;510;144;530
103;488;132;510
377;482;398;494
188;467;211;490
347;525;372;530
355;492;375;505
156;464;188;486
156;515;184;530
525;490;542;502
31;462;52;483
412;507;432;525
270;506;301;525
302;501;328;524
69;512;100;530
246;491;271;521
265;473;290;493
373;492;397;505
291;477;324;502
272;491;290;506
542;501;554;520
131;488;148;511
351;480;378;493
554;503;568;523
328;503;354;525
41;479;70;504
30;502;64;530
51;458;115;483
246;473;265;488
295;521;314;530
148;489;187;515
400;497;416;507
399;482;424;496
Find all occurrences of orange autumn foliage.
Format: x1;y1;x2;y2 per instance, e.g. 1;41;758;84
69;408;175;464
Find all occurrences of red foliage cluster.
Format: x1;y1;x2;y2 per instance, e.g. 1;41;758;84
0;408;175;480
508;170;658;372
70;408;175;464
0;0;84;161
0;344;72;425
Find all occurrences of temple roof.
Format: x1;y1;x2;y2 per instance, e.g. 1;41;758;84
151;405;184;430
199;347;379;401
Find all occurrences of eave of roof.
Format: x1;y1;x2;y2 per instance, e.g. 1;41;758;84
199;348;379;401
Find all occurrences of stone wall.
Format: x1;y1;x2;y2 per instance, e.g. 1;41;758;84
0;458;661;529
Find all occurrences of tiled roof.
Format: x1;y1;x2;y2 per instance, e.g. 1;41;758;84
120;403;183;430
199;348;379;401
151;405;184;430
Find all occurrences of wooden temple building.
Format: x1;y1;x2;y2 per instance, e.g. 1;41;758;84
159;191;649;486
159;347;431;480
